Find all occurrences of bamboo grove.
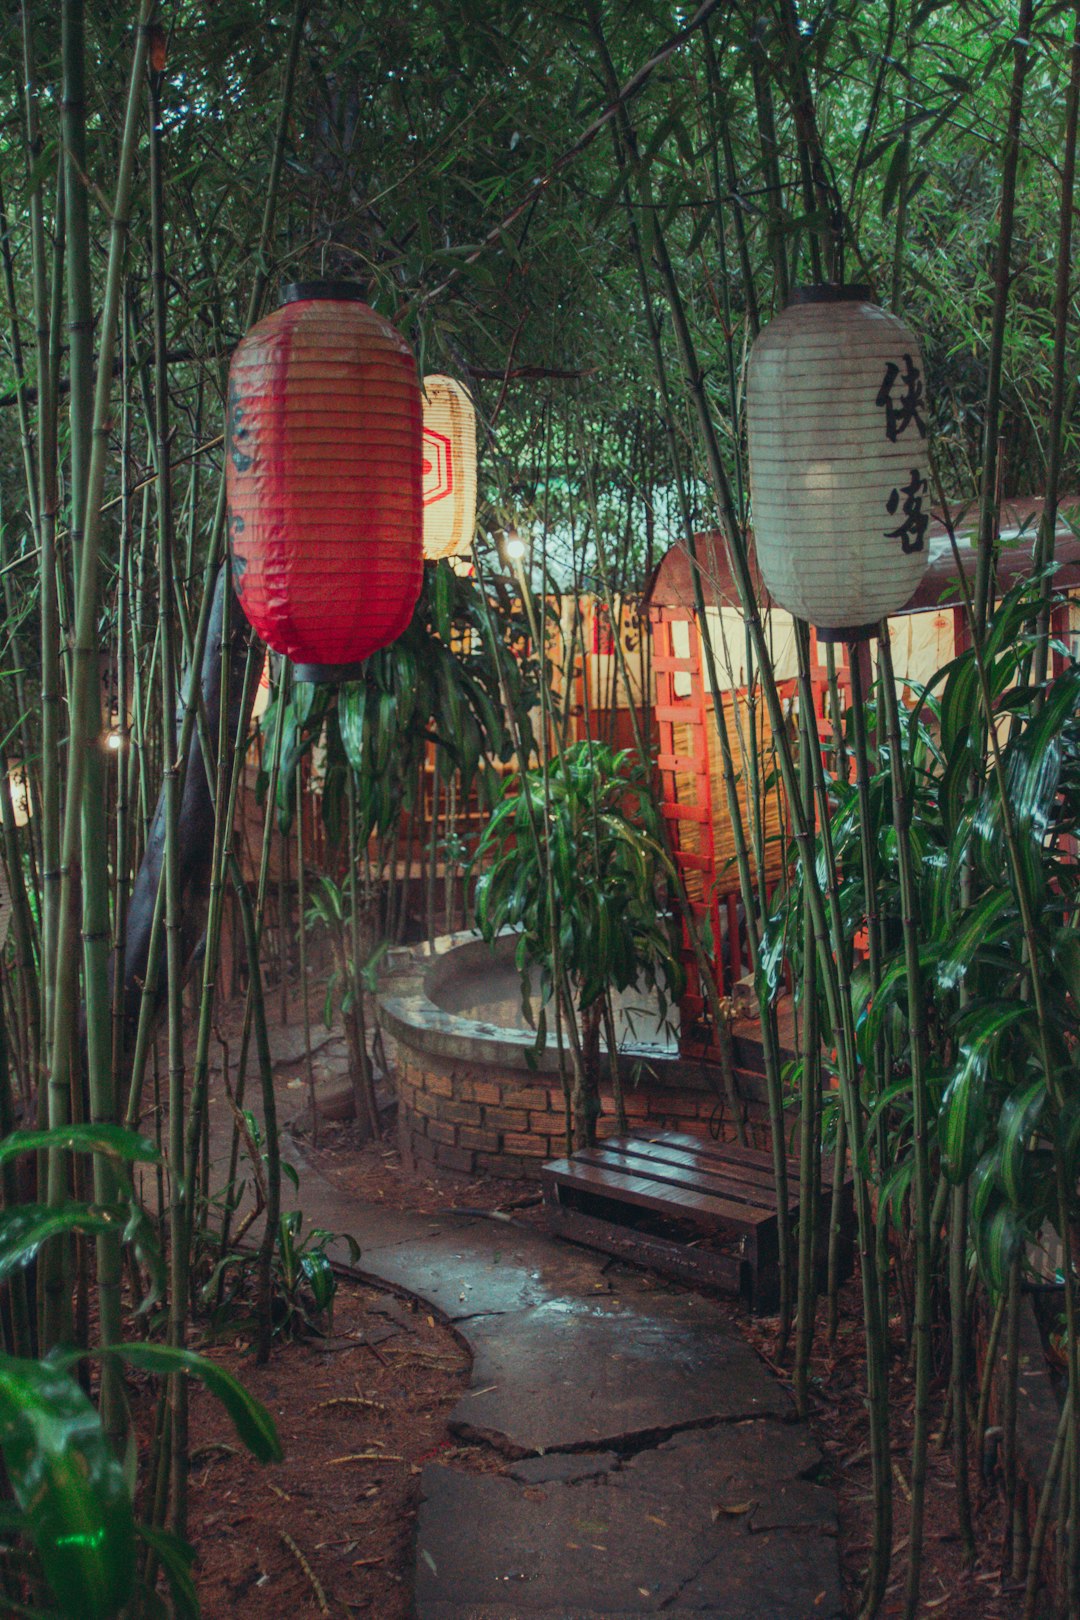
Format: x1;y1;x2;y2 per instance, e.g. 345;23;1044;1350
0;1;1079;1615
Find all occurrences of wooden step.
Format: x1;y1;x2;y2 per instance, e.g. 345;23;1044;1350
542;1128;853;1313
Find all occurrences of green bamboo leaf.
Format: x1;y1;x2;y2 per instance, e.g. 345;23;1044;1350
292;680;315;727
90;1344;281;1463
300;1251;337;1314
998;1079;1047;1210
434;560;453;645
939;1045;989;1183
880;1157;914;1229
136;1525;199;1620
880;137;908;219
938;652;978;758
0;1203;125;1282
337;682;367;774
0;1124;160;1168
0;1354;135;1620
972;1192;1023;1294
935;888;1014;992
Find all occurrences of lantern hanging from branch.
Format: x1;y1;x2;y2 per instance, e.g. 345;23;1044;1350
746;285;931;639
422;374;477;561
226;281;424;681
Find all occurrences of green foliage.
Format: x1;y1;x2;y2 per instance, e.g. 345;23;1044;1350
472;740;683;1030
257;560;528;842
0;1344;280;1619
304;874;387;1028
0;1354;135;1620
768;575;1080;1291
203;1203;360;1342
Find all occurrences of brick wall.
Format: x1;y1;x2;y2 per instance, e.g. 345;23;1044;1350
396;1045;771;1180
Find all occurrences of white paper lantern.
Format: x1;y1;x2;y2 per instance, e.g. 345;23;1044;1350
422;375;477;561
746;285;931;636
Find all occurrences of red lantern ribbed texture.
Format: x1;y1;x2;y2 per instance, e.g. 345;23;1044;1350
226;285;423;674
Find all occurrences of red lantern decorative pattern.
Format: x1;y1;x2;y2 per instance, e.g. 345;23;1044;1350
226;281;424;679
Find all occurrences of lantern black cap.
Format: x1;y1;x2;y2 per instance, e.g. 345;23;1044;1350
292;660;366;686
281;280;368;306
790;283;873;305
816;623;879;644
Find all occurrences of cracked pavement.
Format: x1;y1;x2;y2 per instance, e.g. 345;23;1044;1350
208;1106;843;1618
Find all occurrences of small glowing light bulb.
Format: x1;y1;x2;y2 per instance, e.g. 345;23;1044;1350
505;534;527;562
106;731;123;752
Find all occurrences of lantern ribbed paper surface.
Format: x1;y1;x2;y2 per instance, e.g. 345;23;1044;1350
746;285;930;636
422;375;477;561
226;282;423;678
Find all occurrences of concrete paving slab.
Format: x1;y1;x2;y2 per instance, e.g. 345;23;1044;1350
452;1294;792;1454
415;1442;842;1618
509;1451;619;1485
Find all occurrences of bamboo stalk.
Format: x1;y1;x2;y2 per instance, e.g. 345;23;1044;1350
793;691;820;1414
949;1181;976;1565
43;0;153;1366
876;630;932;1618
297;767;317;1146
346;768;380;1140
147;41;190;1531
973;0;1035;634
181;569;251;1251
1033;2;1080;684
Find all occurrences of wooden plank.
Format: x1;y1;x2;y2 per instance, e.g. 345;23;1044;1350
607;1132;850;1215
656;753;705;773
575;1146;776;1221
543;1195;745;1297
542;1158;763;1232
586;1138;778;1203
652;655;699;673
660;803;710;824
600;1136;781;1202
647;1130;800;1178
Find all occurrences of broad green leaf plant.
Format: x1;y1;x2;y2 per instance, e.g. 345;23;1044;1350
472;740;683;1148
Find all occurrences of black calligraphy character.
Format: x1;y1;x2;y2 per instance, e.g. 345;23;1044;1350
884;469;929;555
876;354;927;443
227;378;253;474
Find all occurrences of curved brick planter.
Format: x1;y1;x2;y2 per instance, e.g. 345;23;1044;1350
378;932;770;1181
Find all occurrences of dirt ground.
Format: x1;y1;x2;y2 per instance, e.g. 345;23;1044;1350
185;1273;470;1619
742;1299;1025;1620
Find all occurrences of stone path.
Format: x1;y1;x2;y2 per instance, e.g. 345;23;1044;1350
206;1056;844;1618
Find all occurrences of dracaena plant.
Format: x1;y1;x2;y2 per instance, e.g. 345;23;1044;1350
766;574;1080;1294
256;559;530;845
471;739;683;1148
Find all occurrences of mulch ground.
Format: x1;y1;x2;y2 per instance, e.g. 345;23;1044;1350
185;1276;470;1618
742;1296;1024;1619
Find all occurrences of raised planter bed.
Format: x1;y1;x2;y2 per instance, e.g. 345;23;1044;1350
377;931;777;1181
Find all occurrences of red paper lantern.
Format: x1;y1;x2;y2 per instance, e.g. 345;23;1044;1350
226;281;423;680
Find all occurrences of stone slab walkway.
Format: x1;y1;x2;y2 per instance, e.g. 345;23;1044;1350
207;1077;844;1618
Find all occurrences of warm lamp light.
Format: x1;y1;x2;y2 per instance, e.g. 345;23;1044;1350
252;651;272;723
504;533;527;563
6;763;31;827
422;375;477;561
746;284;931;638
